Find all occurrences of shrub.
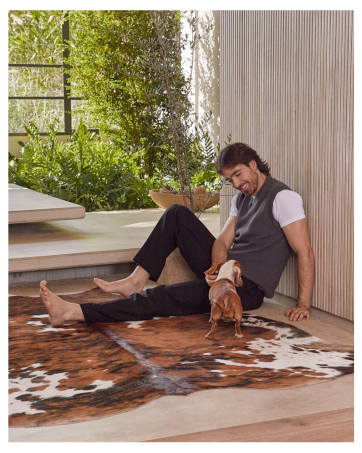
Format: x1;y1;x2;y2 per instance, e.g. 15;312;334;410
8;119;158;211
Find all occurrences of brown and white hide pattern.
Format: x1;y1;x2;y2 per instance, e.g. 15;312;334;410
9;289;354;427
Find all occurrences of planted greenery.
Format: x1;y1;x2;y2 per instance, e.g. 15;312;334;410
65;10;169;178
65;10;219;211
141;10;207;212
8;10;223;213
8;10;64;65
9;119;158;212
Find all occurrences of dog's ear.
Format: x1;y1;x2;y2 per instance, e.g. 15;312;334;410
233;262;243;287
204;262;224;275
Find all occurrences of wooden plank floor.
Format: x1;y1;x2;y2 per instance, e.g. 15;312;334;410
148;407;354;442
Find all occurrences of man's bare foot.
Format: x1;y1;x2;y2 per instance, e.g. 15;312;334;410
39;281;85;327
94;266;150;297
93;277;142;297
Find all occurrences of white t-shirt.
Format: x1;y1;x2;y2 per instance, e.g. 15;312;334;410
229;189;306;228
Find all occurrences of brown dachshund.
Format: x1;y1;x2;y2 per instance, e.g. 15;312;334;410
204;260;243;339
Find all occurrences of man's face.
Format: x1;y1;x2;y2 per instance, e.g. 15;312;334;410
222;162;259;196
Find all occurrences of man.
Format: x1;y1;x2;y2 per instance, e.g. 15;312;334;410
39;143;314;326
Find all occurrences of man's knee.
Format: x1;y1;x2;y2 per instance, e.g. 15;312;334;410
164;203;193;220
165;203;190;214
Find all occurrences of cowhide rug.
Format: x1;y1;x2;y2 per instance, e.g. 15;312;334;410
9;288;354;427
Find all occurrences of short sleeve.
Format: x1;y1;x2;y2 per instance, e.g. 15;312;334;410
272;190;306;228
229;194;238;216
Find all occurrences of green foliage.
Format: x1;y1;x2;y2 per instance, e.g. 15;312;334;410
8;10;223;213
65;10;170;178
8;10;64;64
93;9;214;212
8;10;66;133
8;119;158;211
65;10;217;197
190;124;220;191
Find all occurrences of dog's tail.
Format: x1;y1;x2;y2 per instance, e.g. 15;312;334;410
215;302;225;313
215;294;231;313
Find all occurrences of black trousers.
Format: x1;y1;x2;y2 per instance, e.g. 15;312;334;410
81;204;264;323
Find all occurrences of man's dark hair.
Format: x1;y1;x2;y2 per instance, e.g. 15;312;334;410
215;142;271;176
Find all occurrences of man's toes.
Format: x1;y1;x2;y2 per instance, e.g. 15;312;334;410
39;282;50;302
40;280;48;290
41;293;50;303
94;278;108;290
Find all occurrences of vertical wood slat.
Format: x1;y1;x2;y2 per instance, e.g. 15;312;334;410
219;11;353;320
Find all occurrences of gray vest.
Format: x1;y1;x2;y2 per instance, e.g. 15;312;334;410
227;175;291;298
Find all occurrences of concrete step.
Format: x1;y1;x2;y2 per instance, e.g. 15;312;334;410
9;208;220;283
9;273;159;297
9;263;137;285
9;184;85;224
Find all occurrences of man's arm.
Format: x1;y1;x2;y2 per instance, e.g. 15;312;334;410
282;219;315;321
205;215;237;286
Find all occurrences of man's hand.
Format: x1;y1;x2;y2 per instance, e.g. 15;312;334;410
285;304;311;321
207;215;237;287
282;219;314;323
205;270;218;287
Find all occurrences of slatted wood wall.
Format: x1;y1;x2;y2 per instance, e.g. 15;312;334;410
219;11;354;320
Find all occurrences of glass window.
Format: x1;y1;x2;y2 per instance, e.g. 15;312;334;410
8;66;63;98
8;10;87;135
8;99;65;134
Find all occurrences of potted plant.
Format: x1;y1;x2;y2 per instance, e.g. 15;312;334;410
149;121;222;213
113;10;222;213
145;11;223;213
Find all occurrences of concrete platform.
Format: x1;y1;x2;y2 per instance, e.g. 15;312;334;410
9;184;85;224
8;276;354;442
9;208;220;273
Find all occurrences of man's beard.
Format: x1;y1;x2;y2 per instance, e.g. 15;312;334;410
238;171;259;196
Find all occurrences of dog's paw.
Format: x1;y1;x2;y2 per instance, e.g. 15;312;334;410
235;333;243;339
205;333;213;339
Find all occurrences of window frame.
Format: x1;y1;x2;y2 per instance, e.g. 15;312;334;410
8;14;97;136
